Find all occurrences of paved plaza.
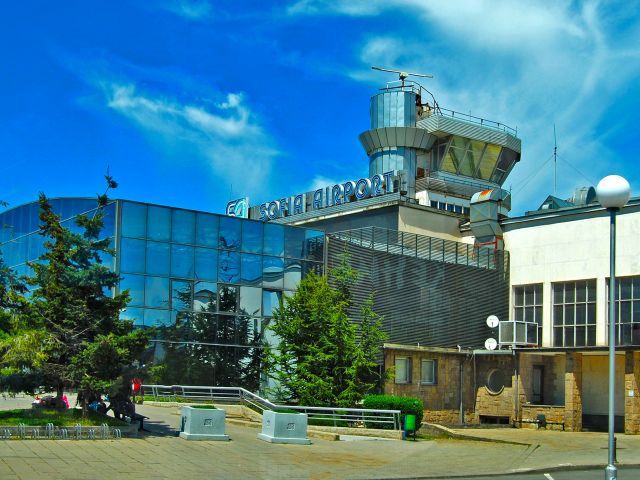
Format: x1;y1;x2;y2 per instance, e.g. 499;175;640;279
1;395;640;479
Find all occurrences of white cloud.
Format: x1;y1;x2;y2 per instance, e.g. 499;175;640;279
105;83;278;196
331;0;640;213
163;0;212;20
287;0;382;16
306;175;347;192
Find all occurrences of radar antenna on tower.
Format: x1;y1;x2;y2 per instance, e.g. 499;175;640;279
371;66;440;116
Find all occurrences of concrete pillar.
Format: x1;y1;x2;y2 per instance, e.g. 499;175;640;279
564;352;583;432
624;351;640;434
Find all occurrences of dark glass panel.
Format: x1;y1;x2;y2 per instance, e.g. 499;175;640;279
576;283;586;302
565;305;575;325
217;315;237;344
120;307;144;327
263;256;284;289
552;284;564;304
262;290;282;317
524;286;534;306
195;247;217;281
575;304;586;325
620;278;633;300
241;254;262;286
587;325;596;346
587;280;597;301
553;305;563;326
633;302;640;322
119;274;145;307
146;241;170;276
621;302;632;323
101;203;116;237
241;220;263;254
120;238;146;273
172;209;196;244
302;261;323;277
218;250;240;283
284;259;302;291
553;327;563;346
513;287;524;307
147;206;171;241
633;277;640;299
565;284;575;303
587;303;596;324
575;326;586;346
219;285;238;313
219;216;241;250
564;326;575;346
196;213;219;247
144;309;172;328
621;324;631;345
263;223;284;257
284;227;306;259
121;202;147;238
240;286;262;316
514;307;523;322
194;281;217;312
171;279;192;312
144;276;170;308
534;306;542;324
170;244;194;278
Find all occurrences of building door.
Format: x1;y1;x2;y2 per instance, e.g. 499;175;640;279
532;365;544;404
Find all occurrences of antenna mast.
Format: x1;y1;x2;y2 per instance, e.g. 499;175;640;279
371;66;433;88
553;125;557;197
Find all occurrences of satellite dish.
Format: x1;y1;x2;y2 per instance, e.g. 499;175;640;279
485;338;498;351
486;315;499;328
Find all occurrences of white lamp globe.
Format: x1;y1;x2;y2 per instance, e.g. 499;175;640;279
596;175;631;209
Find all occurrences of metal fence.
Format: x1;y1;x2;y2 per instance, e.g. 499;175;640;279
142;385;402;431
329;226;506;271
0;422;122;440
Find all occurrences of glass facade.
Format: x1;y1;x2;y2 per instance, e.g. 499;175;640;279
370;91;417;129
552;280;597;347
513;284;543;346
610;276;640;346
0;198;325;390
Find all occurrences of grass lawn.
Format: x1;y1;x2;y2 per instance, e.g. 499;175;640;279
0;408;128;427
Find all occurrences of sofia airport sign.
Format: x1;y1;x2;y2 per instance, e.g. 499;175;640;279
226;171;395;222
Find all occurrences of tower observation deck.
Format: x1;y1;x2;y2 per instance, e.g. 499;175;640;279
359;79;521;214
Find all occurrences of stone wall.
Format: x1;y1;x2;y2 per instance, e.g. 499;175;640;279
473;354;516;423
520;405;565;430
625;351;640;434
564;352;583;432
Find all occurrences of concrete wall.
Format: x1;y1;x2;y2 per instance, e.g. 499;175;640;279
398;205;468;242
503;206;640;347
582;354;624;416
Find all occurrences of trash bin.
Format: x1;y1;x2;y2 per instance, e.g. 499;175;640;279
404;414;417;441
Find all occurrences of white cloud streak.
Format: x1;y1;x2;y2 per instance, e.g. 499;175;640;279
105;83;278;196
163;0;212;20
292;0;640;213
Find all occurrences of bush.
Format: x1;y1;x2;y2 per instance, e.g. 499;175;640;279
362;395;424;430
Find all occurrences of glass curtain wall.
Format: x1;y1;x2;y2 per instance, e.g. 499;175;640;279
0;198;117;277
117;201;324;389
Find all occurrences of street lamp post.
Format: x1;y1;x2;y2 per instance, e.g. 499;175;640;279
596;175;631;480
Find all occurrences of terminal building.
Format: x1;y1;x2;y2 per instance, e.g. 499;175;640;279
1;75;638;433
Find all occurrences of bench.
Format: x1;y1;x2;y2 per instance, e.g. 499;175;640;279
518;414;564;431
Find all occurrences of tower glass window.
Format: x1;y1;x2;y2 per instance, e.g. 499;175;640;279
513;284;543;345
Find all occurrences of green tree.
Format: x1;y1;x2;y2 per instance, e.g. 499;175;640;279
1;177;148;408
263;263;387;407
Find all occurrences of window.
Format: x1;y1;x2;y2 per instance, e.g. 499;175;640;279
420;359;437;384
394;357;411;384
513;284;543;345
610;276;640;345
552;280;596;347
486;369;506;395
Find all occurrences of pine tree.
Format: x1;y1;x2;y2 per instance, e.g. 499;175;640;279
263;261;387;407
1;177;148;408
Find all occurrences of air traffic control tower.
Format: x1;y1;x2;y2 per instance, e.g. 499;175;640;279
359;74;521;217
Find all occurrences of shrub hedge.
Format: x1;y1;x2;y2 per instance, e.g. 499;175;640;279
362;395;424;430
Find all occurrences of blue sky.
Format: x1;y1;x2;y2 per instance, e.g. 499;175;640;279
1;0;639;216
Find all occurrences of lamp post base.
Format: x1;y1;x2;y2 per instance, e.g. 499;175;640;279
605;463;617;480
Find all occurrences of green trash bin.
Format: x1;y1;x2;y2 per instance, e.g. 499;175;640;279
404;414;417;441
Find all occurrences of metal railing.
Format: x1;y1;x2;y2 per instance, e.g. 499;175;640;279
329;227;505;271
436;107;518;136
142;385;402;431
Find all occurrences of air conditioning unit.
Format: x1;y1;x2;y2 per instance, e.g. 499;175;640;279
499;320;539;347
